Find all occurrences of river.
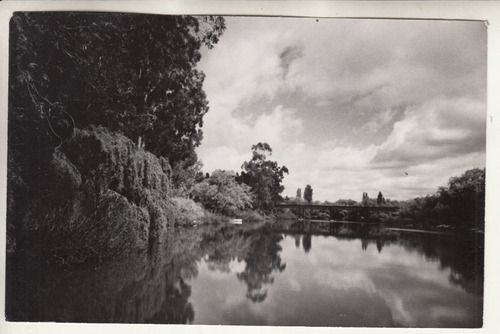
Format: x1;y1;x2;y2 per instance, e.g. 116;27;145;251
6;220;483;327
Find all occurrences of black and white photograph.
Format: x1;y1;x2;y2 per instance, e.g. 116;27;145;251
1;2;497;331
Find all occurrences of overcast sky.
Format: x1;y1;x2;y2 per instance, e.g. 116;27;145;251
196;17;486;202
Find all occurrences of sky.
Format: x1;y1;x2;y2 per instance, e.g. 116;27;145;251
196;17;487;202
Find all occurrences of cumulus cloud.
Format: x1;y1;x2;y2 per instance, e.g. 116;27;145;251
197;17;486;201
198;105;303;173
373;98;486;166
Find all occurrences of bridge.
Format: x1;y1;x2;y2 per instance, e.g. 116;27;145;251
274;203;399;220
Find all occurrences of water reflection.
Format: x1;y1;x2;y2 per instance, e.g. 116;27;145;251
302;234;312;253
236;228;286;303
7;226;196;323
6;220;483;327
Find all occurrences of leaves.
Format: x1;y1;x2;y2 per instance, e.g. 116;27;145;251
304;185;313;203
240;143;289;212
9;12;225;167
400;168;485;228
192;170;253;215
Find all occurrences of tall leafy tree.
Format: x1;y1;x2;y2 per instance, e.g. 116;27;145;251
7;12;225;250
377;191;385;205
438;168;485;227
296;188;302;199
171;159;205;197
9;12;225;169
362;192;367;204
399;168;485;228
304;184;313;203
240;143;289;212
361;192;376;206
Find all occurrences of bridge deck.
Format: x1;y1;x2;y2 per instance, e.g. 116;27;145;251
275;203;399;211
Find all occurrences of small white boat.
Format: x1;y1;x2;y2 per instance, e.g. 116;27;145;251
229;218;243;225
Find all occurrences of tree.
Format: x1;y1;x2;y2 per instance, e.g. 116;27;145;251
191;170;253;215
438;168;485;227
334;199;357;206
171;159;204;197
304;185;313;203
377;191;386;205
398;168;485;228
296;188;302;199
399;195;440;226
240;143;289;212
7;12;226;254
362;192;368;205
9;12;226;170
361;192;376;206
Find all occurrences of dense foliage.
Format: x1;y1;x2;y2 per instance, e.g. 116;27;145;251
304;184;313;203
7;12;225;261
377;191;386;205
192;170;254;216
18;128;175;263
8;12;225;189
400;168;485;229
279;168;484;229
239;143;289;212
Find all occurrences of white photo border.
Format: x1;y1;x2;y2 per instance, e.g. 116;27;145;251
0;1;498;334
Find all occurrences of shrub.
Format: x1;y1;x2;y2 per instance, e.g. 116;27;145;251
191;170;253;216
237;210;266;222
20;127;176;264
274;209;297;220
170;197;206;226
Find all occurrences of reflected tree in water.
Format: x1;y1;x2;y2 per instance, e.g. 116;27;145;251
376;239;385;253
294;235;301;248
200;225;253;273
302;234;312;253
397;232;484;295
237;229;286;302
145;262;195;324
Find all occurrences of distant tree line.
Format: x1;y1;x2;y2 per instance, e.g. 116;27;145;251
281;168;485;230
399;168;485;229
290;184;314;204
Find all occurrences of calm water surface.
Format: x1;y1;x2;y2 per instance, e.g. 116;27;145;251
6;220;483;327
